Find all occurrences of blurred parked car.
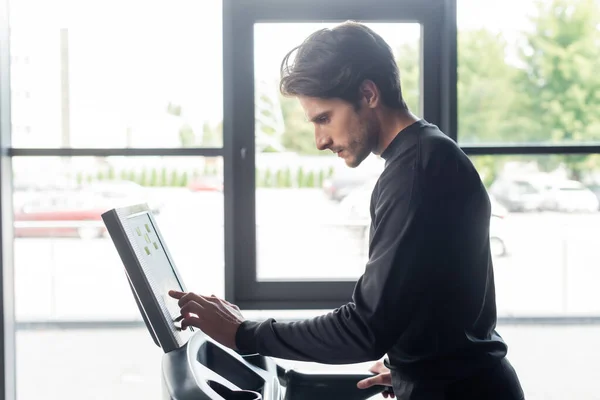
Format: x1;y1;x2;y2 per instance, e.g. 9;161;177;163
187;176;223;192
13;180;163;239
489;197;508;257
587;184;600;211
14;190;107;239
489;178;545;212
538;180;599;213
490;176;598;213
323;156;384;202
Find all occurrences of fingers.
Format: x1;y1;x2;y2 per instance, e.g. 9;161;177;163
177;292;207;308
168;290;185;299
357;376;378;389
357;373;392;389
181;316;202;330
369;360;389;374
208;294;240;310
180;300;205;318
170;291;241;311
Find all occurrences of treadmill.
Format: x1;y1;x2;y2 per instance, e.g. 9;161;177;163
102;204;386;400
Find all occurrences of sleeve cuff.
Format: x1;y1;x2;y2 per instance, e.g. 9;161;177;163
235;320;262;354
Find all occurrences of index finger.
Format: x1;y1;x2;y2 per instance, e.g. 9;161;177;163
178;292;216;309
168;290;186;299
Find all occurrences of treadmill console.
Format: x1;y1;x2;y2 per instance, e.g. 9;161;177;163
102;204;386;400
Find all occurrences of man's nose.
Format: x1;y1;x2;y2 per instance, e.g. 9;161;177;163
315;133;332;151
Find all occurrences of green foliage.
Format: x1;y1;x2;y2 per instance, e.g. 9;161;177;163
283;168;292;188
179;124;196;147
202;121;222;147
457;30;532;144
169;170;178;187
327;166;335;179
276;170;285;187
305;170;315;187
127;170;137;183
297;167;305;188
161;168;169;186
318;170;325;187
180;171;189;187
166;102;182;117
139;169;148;186
471;156;506;188
394;43;420;115
150;168;159;187
264;169;273;188
280;95;322;155
514;0;600;178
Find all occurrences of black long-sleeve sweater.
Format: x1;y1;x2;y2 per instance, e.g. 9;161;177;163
235;119;508;387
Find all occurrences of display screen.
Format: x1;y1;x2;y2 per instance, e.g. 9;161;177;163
127;212;184;330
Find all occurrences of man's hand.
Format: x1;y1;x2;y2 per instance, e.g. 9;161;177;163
168;290;245;350
357;360;395;398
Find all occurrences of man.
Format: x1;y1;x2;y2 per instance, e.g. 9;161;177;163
169;21;524;399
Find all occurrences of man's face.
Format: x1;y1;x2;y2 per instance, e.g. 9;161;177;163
298;96;379;168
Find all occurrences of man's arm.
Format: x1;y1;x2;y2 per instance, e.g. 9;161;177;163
235;159;441;364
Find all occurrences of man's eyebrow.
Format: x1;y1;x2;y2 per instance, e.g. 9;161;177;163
308;111;330;123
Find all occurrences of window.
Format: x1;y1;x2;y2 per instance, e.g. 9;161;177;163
8;0;223;148
3;1;225;399
12;156;223;398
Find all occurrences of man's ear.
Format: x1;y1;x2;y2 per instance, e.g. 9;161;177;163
359;80;380;109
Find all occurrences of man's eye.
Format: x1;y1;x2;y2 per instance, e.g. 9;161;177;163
317;116;329;124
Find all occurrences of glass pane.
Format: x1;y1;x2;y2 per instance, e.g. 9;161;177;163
13;155;223;399
8;0;222;148
253;22;421;281
16;328;162;400
457;0;600;145
472;154;600;316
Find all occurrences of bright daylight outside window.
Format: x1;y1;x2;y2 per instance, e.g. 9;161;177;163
9;1;224;399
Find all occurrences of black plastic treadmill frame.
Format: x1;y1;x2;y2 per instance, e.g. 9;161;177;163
101;203;194;353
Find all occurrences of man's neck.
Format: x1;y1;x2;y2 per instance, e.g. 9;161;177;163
375;109;420;155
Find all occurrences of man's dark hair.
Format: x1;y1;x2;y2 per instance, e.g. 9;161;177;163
280;21;407;111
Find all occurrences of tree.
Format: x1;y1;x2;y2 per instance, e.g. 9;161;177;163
458;29;532;144
280;95;322;155
394;43;420;115
179;124;196;147
515;0;600;179
202;121;222;147
456;29;528;183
